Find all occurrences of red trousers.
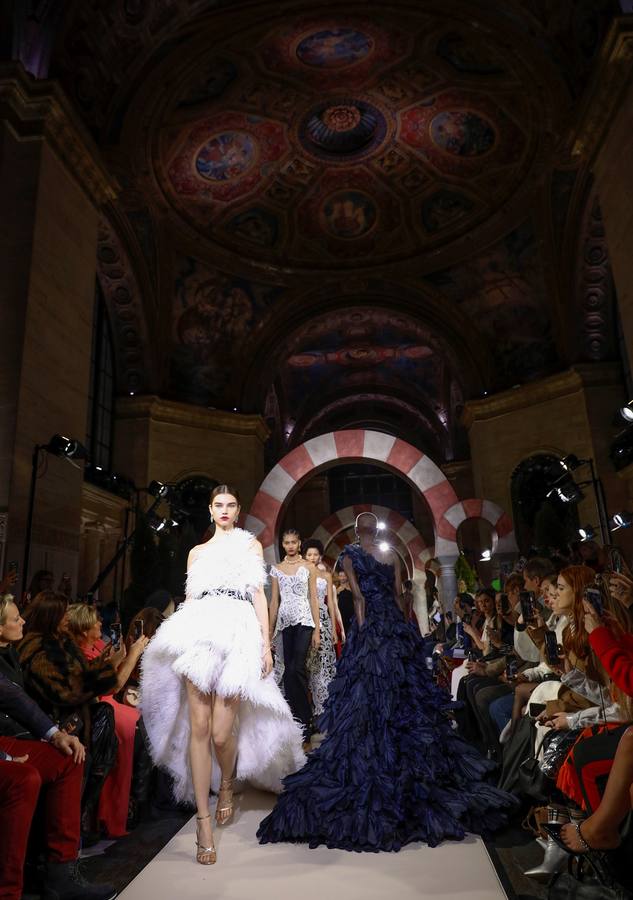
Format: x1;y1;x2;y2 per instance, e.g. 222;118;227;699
0;737;83;900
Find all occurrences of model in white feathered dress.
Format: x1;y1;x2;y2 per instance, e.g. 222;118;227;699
141;487;305;865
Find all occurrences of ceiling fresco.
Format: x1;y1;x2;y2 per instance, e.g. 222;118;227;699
21;1;622;460
148;11;551;270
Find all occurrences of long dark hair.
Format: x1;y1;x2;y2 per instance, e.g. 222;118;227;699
23;591;68;636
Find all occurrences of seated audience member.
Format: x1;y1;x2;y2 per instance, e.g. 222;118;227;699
0;594;116;900
558;592;633;854
513;558;557;665
65;603;148;837
18;592;120;727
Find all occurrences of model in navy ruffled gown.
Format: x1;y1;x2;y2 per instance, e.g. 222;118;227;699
257;512;516;852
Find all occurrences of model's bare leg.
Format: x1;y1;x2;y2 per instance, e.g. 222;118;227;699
212;694;239;825
186;679;215;861
562;726;633;852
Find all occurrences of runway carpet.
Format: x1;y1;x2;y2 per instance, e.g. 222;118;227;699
113;789;508;900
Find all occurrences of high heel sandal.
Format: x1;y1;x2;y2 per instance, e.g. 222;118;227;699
215;777;234;826
195;814;216;865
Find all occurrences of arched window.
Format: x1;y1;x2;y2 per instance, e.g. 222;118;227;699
511;454;578;554
86;284;115;470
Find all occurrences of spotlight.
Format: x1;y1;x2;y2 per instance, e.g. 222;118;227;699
610;512;633;531
149;516;179;533
480;549;492;562
44;434;88;461
610;427;633;471
616;403;633;424
377;521;386;531
378;541;390;552
578;524;596;541
561;454;583;472
547;477;584;504
147;480;172;500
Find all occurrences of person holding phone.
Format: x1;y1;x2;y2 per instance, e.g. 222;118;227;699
66;603;149;837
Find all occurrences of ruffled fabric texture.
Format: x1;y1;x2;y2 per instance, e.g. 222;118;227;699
258;544;516;852
140;530;305;802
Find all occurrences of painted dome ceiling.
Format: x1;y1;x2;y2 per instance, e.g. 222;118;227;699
118;9;565;272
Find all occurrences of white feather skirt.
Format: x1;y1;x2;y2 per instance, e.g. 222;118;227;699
141;591;306;803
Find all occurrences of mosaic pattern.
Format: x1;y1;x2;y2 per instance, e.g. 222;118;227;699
295;28;373;69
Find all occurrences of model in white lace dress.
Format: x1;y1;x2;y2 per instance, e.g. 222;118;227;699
304;540;346;719
141;486;305;866
269;529;319;743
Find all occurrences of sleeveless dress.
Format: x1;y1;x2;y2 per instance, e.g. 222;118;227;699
307;576;337;717
141;528;305;802
271;564;314;686
257;544;516;851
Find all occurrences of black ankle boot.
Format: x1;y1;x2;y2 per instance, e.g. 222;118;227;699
43;861;117;900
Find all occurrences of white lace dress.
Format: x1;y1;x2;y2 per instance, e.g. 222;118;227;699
271;564;314;686
307;576;337;717
140;528;305;802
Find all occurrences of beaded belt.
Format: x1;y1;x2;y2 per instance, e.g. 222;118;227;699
201;588;251;602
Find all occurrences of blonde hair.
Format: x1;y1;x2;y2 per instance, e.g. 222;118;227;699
0;594;15;625
65;602;98;639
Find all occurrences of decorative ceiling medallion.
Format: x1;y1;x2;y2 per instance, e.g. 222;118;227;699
295;28;374;69
320;190;377;239
195;131;259;181
430;110;496;157
299;97;388;162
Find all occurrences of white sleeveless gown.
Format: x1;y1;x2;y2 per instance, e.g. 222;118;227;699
140;528;305;802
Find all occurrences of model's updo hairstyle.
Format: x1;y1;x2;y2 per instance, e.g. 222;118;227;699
302;538;324;557
210;484;241;505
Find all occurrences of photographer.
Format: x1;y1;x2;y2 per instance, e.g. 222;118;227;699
0;594;116;900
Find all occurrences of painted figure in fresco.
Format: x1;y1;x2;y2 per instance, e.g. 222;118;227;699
296;28;372;68
141;485;305;867
430;111;495;157
196;132;256;181
323;191;376;239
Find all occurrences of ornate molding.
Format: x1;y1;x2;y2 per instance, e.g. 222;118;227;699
570;17;633;164
0;62;118;207
116;395;270;442
462;363;623;427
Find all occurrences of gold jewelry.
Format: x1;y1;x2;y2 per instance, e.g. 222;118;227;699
283;554;303;564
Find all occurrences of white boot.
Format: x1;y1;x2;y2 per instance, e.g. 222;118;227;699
523;837;568;882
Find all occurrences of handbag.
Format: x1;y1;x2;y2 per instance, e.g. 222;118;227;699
549;855;632;900
518;728;581;802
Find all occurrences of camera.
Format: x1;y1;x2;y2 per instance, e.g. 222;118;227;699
111;623;122;650
519;590;537;624
133;619;144;640
584;586;604;618
544;630;560;666
505;657;519;680
461;611;472;626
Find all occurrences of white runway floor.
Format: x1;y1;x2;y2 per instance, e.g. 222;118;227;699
117;790;508;900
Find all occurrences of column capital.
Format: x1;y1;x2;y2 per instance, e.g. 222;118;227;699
0;61;118;207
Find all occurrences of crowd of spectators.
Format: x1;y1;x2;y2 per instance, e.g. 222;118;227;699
0;577;178;900
427;543;633;892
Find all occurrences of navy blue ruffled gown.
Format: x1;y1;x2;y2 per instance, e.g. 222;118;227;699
257;544;516;852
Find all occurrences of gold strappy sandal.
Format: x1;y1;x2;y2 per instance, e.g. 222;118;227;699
195;814;217;865
215;777;235;826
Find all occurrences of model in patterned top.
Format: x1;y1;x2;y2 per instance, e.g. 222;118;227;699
269;529;319;745
304;539;345;721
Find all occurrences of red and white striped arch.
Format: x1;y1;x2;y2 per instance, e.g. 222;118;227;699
311;505;433;576
245;430;459;562
439;499;518;555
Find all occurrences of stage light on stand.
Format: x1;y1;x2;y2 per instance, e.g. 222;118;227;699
149;516;179;534
378;541;390;552
610;512;633;531
616;403;633;424
480;549;492;562
578;524;596;541
377;521;386;531
44;434;88;461
147;480;173;500
547;476;584;504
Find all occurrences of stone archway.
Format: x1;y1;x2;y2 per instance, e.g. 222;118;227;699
439;499;518;555
311;504;433;576
245;430;459;562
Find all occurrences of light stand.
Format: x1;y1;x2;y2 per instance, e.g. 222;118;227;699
551;455;610;545
23;435;88;595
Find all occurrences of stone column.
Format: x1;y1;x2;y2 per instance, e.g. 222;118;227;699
0;63;117;594
437;555;459;613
